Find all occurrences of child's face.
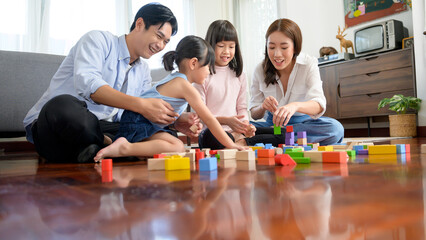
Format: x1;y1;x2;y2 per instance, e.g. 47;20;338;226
214;41;236;67
267;31;295;71
193;63;210;85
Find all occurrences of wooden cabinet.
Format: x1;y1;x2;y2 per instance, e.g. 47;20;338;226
319;48;416;119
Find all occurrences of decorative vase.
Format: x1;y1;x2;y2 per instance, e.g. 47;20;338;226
388;114;417;137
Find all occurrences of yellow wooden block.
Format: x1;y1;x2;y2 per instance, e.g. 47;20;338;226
368;145;397;155
249;146;263;151
147;158;166;171
318;146;333;152
165;157;190;170
236;150;255;161
166;170;190;182
368;154;397;164
303;151;323;162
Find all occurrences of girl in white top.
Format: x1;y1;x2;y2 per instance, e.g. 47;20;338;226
250;19;344;146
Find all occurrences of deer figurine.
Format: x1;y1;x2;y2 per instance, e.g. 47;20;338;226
336;25;354;53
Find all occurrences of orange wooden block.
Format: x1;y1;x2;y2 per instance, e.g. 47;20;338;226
274;154;296;166
153;154;166;158
322;151;348;163
257;158;275;165
258;149;274;158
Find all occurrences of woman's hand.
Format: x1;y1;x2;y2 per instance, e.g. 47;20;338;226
261;96;279;113
273;102;299;126
225;115;249;134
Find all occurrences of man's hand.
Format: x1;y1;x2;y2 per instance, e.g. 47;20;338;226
262;96;279;113
137;98;178;125
174;112;202;138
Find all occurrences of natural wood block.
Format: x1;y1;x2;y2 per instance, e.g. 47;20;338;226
161;152;186;157
421;144;426;154
184;152;195;162
237;161;256;171
218;159;237;168
236;150;255;161
218;149;237;160
148;158;166;171
274;147;283;155
303;151;323;162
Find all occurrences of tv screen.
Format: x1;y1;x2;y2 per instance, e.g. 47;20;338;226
355;25;384;53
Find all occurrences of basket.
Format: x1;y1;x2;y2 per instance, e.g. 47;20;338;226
389;114;417;137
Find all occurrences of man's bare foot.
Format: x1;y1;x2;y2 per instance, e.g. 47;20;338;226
104;135;112;145
94;137;130;162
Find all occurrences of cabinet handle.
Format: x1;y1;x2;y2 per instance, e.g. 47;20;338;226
367;93;381;97
366;71;380;76
337;83;341;98
365;56;379;61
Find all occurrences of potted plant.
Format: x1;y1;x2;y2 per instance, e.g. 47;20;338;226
378;94;422;137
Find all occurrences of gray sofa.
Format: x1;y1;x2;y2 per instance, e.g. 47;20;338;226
0;50;169;138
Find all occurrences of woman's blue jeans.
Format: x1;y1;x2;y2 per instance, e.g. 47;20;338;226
250;112;344;146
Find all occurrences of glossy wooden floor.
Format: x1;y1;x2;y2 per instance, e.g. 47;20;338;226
1;138;426;239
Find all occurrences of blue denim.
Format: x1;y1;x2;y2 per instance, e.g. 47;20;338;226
251;112;344;146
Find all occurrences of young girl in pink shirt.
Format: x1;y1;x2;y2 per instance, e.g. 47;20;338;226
194;20;285;149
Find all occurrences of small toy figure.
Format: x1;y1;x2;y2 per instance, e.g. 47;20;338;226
319;46;338;57
336;25;354;53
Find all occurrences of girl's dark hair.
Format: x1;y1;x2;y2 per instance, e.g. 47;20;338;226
205;20;243;77
162;35;215;73
130;3;178;36
263;18;302;87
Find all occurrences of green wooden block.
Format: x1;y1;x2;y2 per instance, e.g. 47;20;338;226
288;152;304;158
346;150;356;157
307;144;313;148
293;157;311;164
363;145;368;149
273;125;281;135
285;148;303;153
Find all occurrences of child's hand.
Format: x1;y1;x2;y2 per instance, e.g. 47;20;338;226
174;112;202;137
244;123;256;138
226;115;249;134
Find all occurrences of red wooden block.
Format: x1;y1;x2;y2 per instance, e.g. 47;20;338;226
195;149;201;153
278;144;284;148
102;170;113;183
102;159;113;171
405;144;410;153
257;158;275;165
275;165;296;178
209;150;218;155
274;154;297;166
286;125;293;132
322;152;347;163
153;154;166;158
196;152;205;162
258;149;274;158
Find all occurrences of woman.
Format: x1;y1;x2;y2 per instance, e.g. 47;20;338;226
249;18;344;146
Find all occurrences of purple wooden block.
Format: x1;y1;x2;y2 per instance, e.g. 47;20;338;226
297;131;307;138
358;149;369;155
285;132;294;139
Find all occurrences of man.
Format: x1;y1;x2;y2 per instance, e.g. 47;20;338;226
23;3;200;163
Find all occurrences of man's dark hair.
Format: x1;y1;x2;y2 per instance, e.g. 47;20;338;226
130;3;178;36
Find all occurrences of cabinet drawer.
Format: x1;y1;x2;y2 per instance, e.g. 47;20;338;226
339;89;415;118
339;67;414;97
339;49;412;78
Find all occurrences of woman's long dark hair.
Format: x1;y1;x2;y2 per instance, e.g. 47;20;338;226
263;18;302;87
205;20;243;77
162;35;215;74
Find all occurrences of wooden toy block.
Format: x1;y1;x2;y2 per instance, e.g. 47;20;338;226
405;144;411;153
274;154;296;166
258;149;275;158
368;154;397;164
254;143;265;148
274;125;281;135
311;143;320;149
186;148;196;153
292;157;310;164
265;143;273;149
102;159;113;171
286;125;293;132
368;145;397;155
396;144;405;154
161;152;186;157
102;170;113;183
345;141;356;150
184;152;195;162
196;152;205;161
318;146;333;151
297;138;307;146
153;154;167;158
148;158;166;170
287;151;304;158
218;149;237;160
237;161;256;171
297;131;307;138
199;170;218;181
250;146;263;151
199;157;218;171
274;147;283;155
363;142;375;146
421;144;426;154
165;170;190;182
257;157;275;165
209;150;218;155
165;157;190;170
201;148;211;157
346;150;356;157
330;144;347;150
303;146;313;151
189;124;198;133
236;150;255;161
218;159;237;168
285;147;303;153
303;151;323;163
322;151;348;163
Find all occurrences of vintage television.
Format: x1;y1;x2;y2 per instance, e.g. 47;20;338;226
354;19;404;57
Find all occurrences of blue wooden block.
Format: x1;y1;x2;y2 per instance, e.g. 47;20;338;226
200;170;218;181
254;143;265;148
283;146;293;151
265;143;273;149
303;146;312;151
353;145;364;151
199;157;218;171
396;144;406;154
